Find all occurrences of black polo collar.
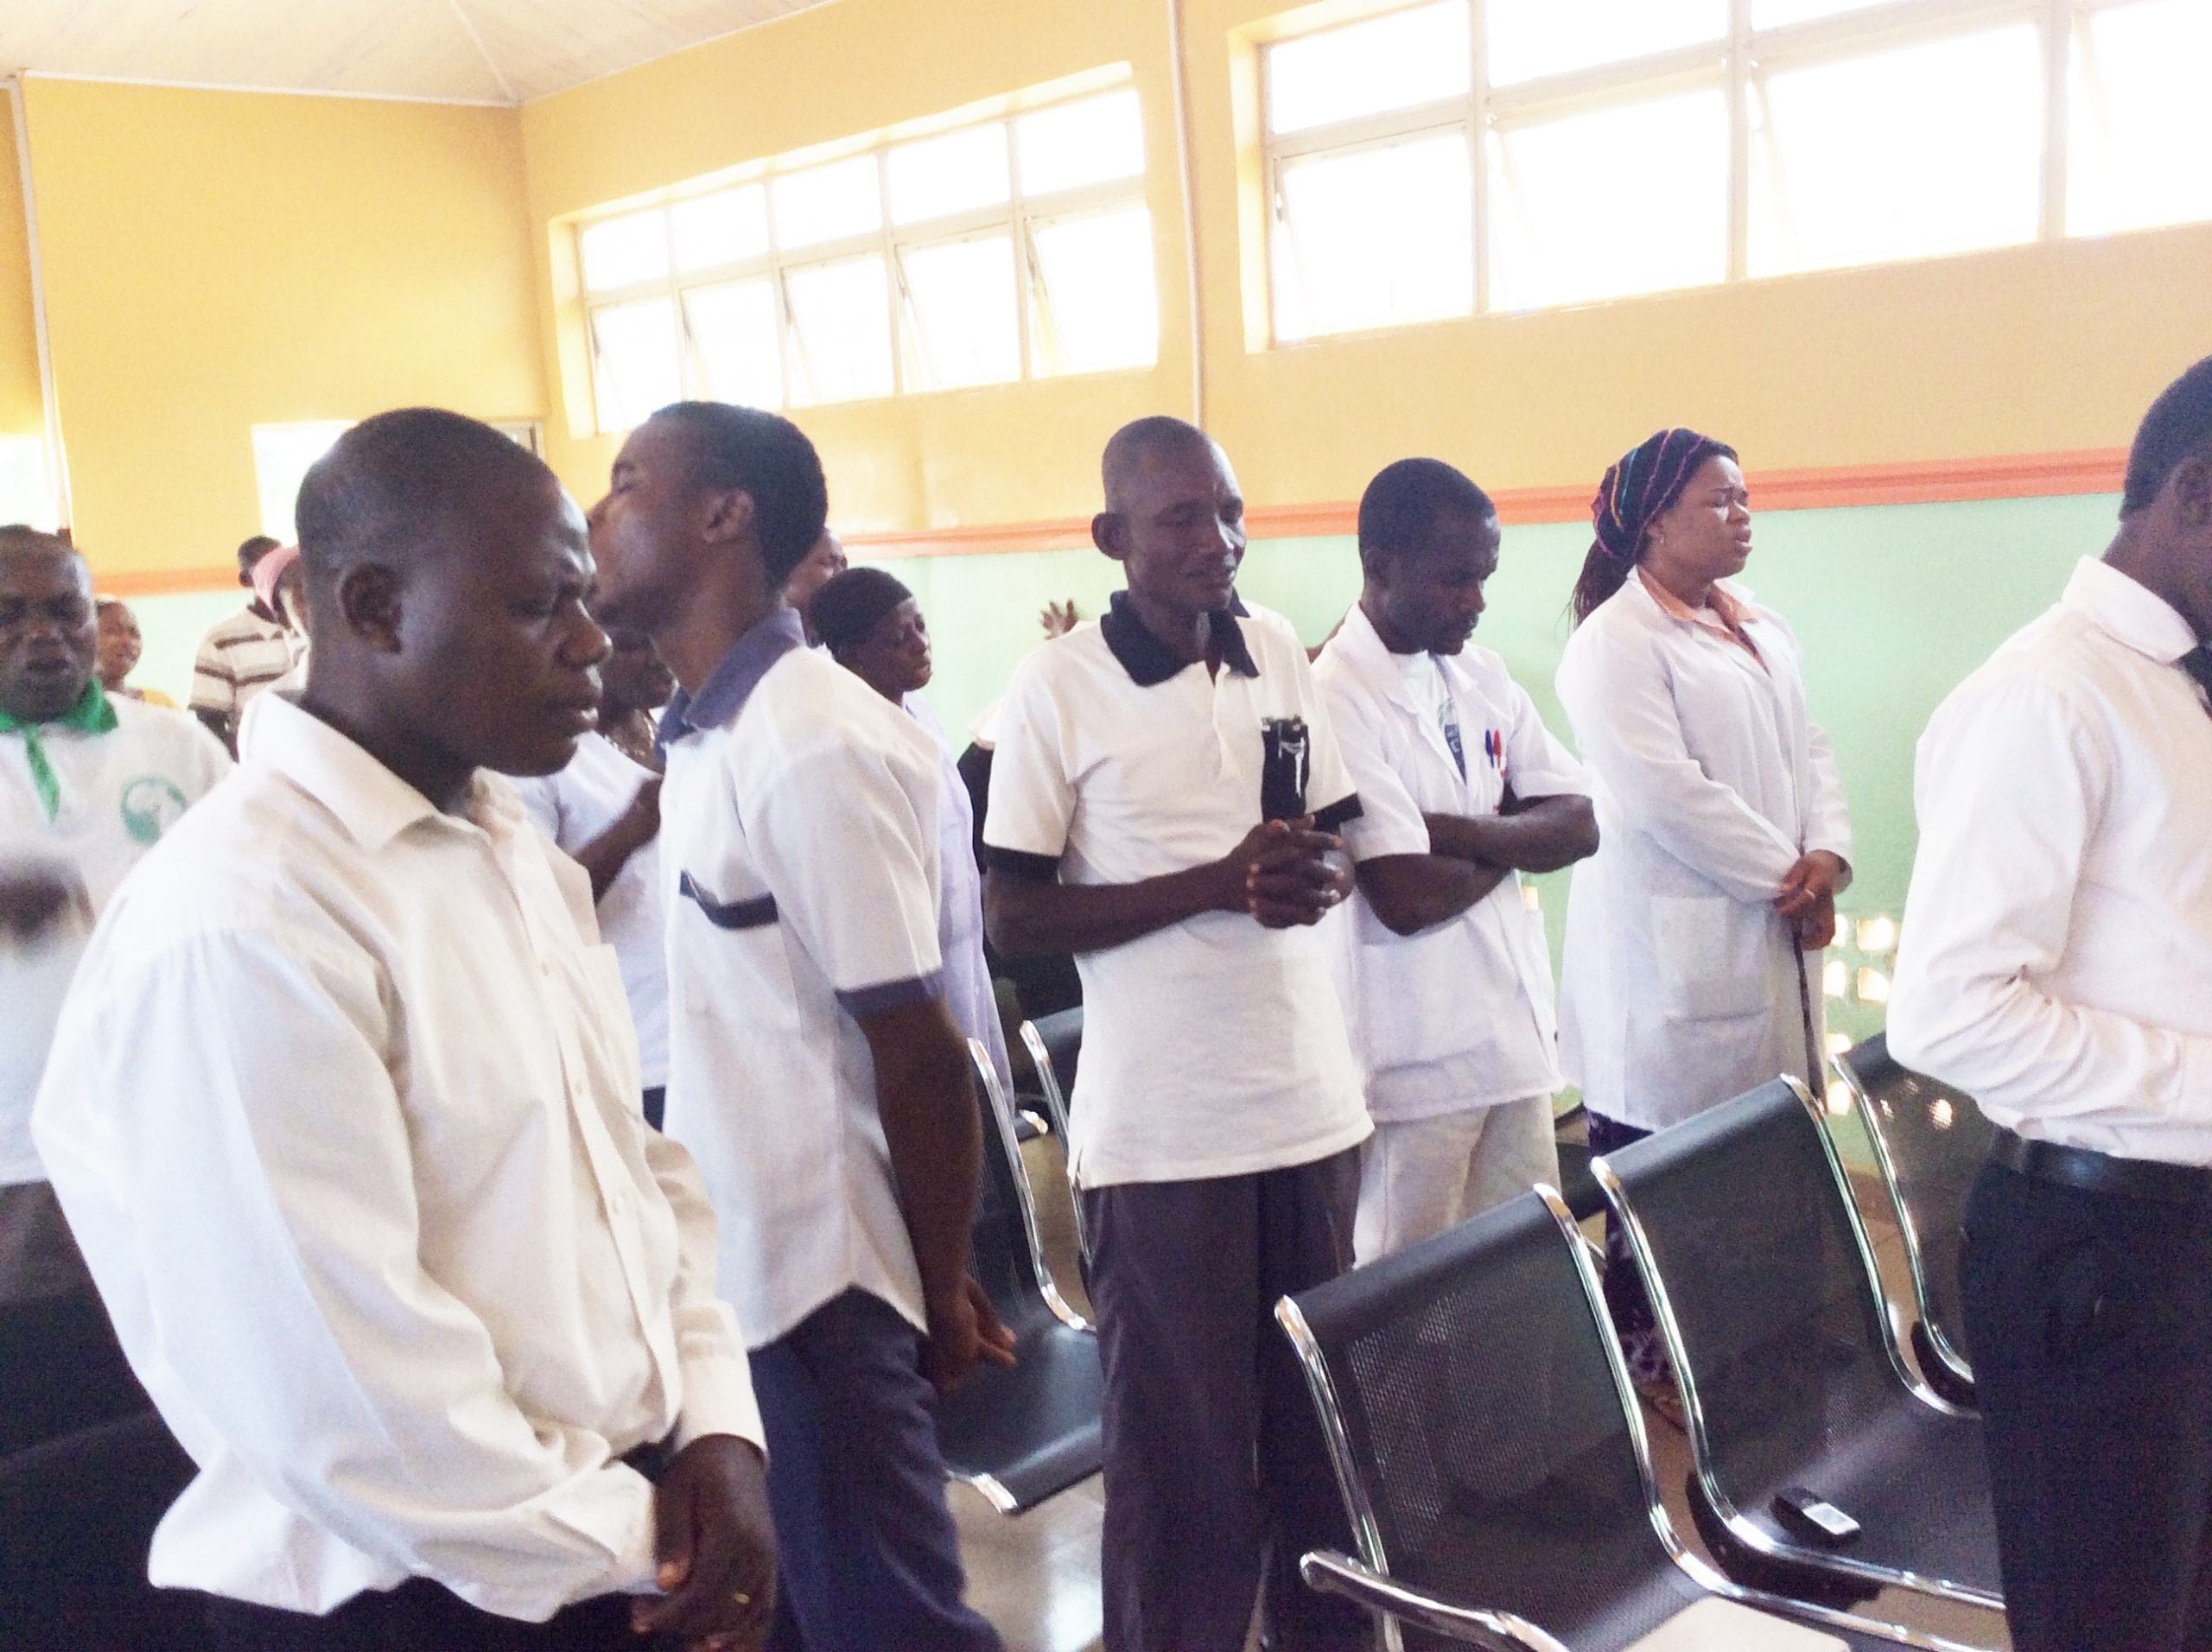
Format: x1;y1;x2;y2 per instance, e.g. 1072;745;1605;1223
1100;591;1258;688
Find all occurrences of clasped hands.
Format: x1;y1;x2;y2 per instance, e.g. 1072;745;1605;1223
1775;849;1849;951
1216;816;1350;929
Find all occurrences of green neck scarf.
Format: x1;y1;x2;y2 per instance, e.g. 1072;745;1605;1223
0;678;118;822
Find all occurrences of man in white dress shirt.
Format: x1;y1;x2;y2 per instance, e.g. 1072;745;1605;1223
32;410;775;1651
1;528;230;1458
1891;356;2212;1650
588;401;1008;1652
1315;460;1598;1261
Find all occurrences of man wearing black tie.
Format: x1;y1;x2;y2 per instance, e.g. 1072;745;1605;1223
1891;355;2212;1650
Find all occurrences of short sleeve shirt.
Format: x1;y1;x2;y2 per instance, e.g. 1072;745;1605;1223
189;608;301;719
982;595;1371;1189
657;607;947;1345
514;732;670;1090
2;698;231;1182
1317;604;1588;1119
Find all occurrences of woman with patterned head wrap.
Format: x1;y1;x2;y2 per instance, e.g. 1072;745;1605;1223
1554;429;1854;1411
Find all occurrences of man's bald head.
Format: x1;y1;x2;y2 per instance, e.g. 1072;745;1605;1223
296;411;561;600
1101;416;1219;514
0;524;80;570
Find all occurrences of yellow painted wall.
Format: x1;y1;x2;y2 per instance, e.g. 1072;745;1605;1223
20;77;543;580
519;0;2212;531
0;96;44;449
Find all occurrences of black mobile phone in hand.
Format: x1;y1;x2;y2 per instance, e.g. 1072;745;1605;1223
1261;716;1311;822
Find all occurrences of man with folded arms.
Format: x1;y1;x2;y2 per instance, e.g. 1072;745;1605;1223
34;409;773;1650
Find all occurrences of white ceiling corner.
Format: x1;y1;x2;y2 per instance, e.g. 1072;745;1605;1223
0;0;836;105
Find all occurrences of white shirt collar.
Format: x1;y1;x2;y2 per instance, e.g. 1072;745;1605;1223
2063;556;2198;666
247;690;515;854
1335;600;1442;718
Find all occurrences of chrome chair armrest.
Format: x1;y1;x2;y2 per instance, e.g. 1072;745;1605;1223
1297;1550;1572;1652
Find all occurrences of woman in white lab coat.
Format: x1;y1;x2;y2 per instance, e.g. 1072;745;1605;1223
1555;427;1853;1396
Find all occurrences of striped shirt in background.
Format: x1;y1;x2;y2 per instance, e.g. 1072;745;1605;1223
188;607;300;721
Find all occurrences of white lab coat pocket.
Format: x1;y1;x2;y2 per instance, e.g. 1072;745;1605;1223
1650;894;1770;1020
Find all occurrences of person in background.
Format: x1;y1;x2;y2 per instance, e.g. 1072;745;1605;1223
514;627;675;1129
1554;427;1852;1416
1316;459;1597;1261
92;597;176;708
34;410;775;1650
2;529;230;1445
810;565;1011;1093
984;416;1370;1652
782;527;846;646
589;400;1008;1651
188;534;299;756
234;547;310;759
1889;356;2212;1650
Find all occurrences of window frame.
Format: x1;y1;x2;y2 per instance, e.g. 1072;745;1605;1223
575;86;1154;433
1258;0;2162;346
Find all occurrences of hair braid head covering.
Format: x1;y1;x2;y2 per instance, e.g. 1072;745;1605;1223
1590;428;1734;566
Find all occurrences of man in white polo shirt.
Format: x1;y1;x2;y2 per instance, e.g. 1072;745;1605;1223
1316;459;1597;1261
984;416;1371;1652
32;412;774;1649
588;400;1009;1651
1889;356;2212;1649
1;526;229;1445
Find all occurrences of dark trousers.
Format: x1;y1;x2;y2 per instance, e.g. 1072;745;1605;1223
1083;1147;1367;1652
207;1579;651;1650
1962;1159;2212;1651
749;1287;1000;1652
1585;1112;1667;1387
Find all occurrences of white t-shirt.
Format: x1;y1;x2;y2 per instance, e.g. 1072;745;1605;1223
514;732;669;1090
2;696;230;1183
982;595;1372;1189
658;607;948;1346
1316;603;1588;1121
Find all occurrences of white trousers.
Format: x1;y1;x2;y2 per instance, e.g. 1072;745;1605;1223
1354;1096;1561;1265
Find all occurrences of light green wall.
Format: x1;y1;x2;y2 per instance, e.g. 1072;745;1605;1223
862;489;2121;1048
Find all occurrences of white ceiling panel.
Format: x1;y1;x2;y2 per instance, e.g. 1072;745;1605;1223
0;0;835;105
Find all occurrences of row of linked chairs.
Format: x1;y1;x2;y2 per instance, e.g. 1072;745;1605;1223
947;1007;2006;1648
1280;1036;2001;1650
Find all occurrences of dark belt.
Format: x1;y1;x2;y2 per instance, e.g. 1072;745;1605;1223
1987;1125;2212;1208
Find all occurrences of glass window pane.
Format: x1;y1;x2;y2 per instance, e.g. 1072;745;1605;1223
0;436;56;532
588;298;683;434
1749;0;1891;27
672;187;768;272
785;255;894;404
771;156;882;251
1489;91;1726;310
1266;2;1470;136
1015;90;1146;196
889;124;1012;225
251;423;351;543
1272;131;1473;342
1748;25;2043;277
900;235;1020;391
2067;0;2212;238
1032;205;1160;374
684;279;784;410
577;208;667;292
1487;0;1725;87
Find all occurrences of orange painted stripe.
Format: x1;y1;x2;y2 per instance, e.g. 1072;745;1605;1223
92;448;2130;594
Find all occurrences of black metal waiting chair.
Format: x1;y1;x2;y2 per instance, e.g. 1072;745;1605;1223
933;1039;1104;1514
0;1408;210;1650
1275;1186;1989;1650
1833;1035;1990;1405
1016;1009;1090;1268
1592;1079;2002;1611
